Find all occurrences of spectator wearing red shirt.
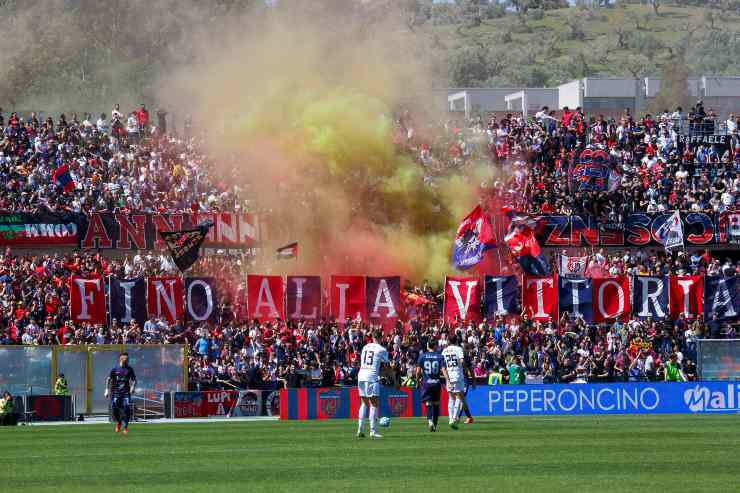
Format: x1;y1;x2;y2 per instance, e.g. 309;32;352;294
136;104;149;132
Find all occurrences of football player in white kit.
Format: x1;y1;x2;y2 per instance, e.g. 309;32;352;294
357;330;389;438
441;333;466;430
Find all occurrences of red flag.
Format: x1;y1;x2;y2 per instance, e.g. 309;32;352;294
443;276;482;323
522;275;557;321
247;274;285;322
330;276;365;322
593;276;631;323
669;275;704;320
147;276;184;323
286;276;321;321
69;275;106;324
52;164;76;193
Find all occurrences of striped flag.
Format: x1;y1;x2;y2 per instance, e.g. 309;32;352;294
276;242;298;260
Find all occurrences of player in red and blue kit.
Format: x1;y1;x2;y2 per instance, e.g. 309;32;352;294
105;352;137;434
416;339;445;432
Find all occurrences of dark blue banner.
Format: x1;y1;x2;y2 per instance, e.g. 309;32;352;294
466;382;740;416
107;276;147;326
483;275;519;317
704;276;740;320
633;276;669;319
558;277;593;323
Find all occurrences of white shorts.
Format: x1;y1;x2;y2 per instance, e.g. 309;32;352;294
358;380;380;398
446;379;465;394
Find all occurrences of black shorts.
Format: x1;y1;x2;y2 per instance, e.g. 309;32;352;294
111;395;131;410
421;383;441;403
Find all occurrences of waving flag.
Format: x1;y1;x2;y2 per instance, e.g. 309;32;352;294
52;164;75;193
276;242;298;260
504;216;550;276
655;211;684;253
452;205;496;270
160;220;215;272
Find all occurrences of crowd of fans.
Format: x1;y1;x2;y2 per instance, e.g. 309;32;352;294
0;105;251;214
398;101;740;223
1;102;738;398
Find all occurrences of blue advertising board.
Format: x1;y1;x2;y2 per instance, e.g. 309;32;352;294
466;382;740;416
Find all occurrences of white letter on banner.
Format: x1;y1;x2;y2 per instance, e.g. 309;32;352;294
677;279;695;317
290;278;317;319
75;279;99;320
154;280;178;319
527;277;553;319
640;388;660;410
187;280;214;321
335;283;349;321
370;279;397;318
638;278;666;317
448;280;478;320
711;279;737;317
119;280;137;323
598;280;625;319
255;278;278;317
488;277;506;314
597;388;615;411
489;391;501;413
567;279;587;318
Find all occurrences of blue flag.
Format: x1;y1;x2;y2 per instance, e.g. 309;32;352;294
452;205;496;270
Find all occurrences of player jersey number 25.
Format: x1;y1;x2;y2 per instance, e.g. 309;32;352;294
444;354;459;367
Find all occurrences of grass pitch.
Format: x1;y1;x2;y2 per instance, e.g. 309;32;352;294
4;415;738;493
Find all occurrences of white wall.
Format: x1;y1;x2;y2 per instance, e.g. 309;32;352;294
583;78;637;98
644;77;701;98
703;76;740;97
558;80;582;109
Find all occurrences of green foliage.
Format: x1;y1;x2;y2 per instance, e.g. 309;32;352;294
649;48;691;114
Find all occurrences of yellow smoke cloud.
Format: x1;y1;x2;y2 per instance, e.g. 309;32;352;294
159;2;488;282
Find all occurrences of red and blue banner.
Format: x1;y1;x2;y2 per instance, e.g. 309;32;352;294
452;205;496;270
52;164;76;193
279;385;449;420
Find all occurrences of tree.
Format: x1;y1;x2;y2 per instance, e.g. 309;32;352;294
649;48;691;115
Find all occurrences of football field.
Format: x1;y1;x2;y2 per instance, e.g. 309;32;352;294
4;415;738;493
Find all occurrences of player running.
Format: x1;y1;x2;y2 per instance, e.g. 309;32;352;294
441;334;466;430
416;339;445;432
105;352;137;434
357;330;389;439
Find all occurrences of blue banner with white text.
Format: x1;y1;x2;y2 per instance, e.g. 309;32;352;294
466;382;740;416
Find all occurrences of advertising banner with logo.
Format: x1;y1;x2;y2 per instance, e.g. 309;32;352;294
279;385;451;420
173;390;240;418
465;382;740;417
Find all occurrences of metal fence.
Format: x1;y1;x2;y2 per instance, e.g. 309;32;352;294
0;345;188;414
696;339;740;381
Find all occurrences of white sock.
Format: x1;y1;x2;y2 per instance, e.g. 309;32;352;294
448;396;454;422
454;397;462;420
369;405;377;433
358;402;367;433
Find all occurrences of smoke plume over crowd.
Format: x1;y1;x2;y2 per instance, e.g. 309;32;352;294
161;1;489;282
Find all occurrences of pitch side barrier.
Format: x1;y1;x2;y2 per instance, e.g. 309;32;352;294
278;382;740;419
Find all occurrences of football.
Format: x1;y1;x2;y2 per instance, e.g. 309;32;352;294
379;417;391;428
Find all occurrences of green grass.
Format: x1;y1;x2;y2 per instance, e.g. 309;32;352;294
3;415;739;493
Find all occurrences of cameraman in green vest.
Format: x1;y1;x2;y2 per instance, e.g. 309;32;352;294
54;373;70;396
